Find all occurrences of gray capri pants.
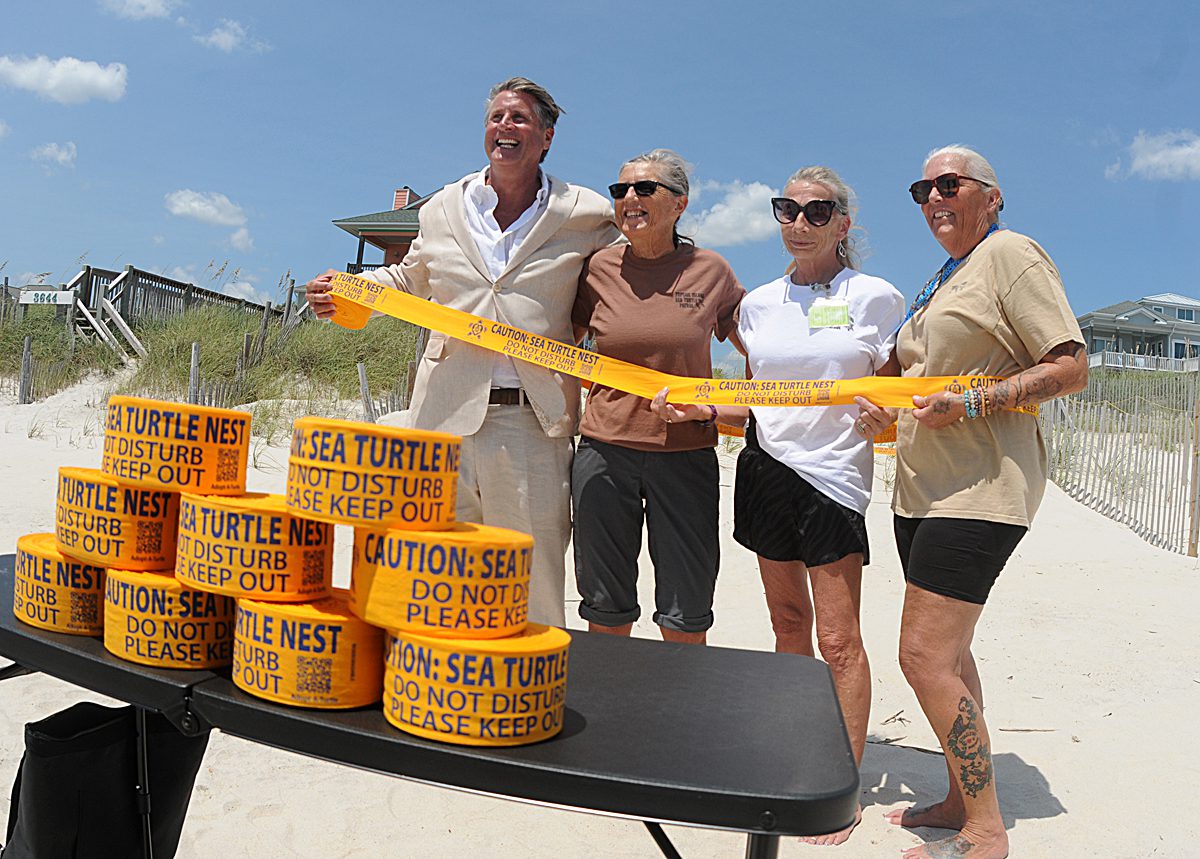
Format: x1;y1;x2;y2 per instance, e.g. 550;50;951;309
571;436;720;633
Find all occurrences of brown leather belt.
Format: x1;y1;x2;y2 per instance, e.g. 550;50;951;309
488;387;526;405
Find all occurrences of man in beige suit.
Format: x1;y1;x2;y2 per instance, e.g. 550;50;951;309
307;77;619;626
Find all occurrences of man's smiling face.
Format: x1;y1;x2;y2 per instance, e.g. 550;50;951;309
484;90;553;173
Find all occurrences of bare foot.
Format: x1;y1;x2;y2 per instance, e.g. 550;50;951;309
799;806;861;846
900;831;1008;858
884;798;965;831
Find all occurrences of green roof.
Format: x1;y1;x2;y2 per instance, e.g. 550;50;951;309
333;207;421;237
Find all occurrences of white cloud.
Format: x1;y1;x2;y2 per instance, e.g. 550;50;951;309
151;235;166;245
1104;160;1122;180
0;55;127;105
0;121;9;138
31;141;78;170
100;0;179;20
1127;130;1200;181
229;227;254;252
164;190;247;226
194;19;270;53
678;180;779;248
224;280;267;302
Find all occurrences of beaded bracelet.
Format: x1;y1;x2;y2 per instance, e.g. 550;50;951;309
699;404;718;428
963;388;981;420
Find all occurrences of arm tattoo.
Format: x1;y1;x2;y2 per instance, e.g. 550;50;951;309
987;340;1084;409
947;697;993;798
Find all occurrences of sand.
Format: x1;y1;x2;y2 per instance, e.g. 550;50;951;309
1;378;1198;858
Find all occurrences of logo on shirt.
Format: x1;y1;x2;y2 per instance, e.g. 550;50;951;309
467;321;485;341
675;292;705;310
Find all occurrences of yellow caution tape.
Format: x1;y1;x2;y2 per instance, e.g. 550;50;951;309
286;417;460;530
55;467;179;571
14;533;106;636
233;594;385;709
101;396;251;495
327;272;1035;414
176;493;333;601
104;567;235;669
383;624;570;746
349;523;533;639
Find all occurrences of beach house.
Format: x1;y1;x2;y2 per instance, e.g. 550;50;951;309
1076;293;1200;372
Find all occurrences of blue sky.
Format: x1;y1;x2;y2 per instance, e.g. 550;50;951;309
2;0;1198;346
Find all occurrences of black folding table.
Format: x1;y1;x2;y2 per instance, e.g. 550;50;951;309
0;554;859;858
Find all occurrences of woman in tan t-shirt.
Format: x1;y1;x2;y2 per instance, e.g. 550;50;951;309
571;149;743;646
856;146;1087;859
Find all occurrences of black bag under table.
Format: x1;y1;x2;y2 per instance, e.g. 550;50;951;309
0;553;859;858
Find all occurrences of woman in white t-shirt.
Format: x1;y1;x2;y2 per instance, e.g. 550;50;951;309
654;165;904;846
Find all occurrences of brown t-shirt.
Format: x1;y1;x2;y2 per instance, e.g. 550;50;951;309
894;230;1084;526
573;244;744;451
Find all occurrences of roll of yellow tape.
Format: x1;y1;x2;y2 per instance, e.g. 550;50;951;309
104;568;235;668
175;493;332;601
13;533;106;636
383;625;570;746
350;524;533;639
233;595;384;708
55;467;179;571
286;417;460;531
101;396;250;495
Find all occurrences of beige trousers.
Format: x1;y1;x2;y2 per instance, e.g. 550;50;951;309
455;404;572;627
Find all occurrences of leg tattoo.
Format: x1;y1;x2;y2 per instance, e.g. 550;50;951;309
947;697;992;798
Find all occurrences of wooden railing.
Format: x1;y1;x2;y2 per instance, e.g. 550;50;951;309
74;265;284;325
1087;350;1200;374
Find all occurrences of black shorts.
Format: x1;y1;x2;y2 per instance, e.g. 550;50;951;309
733;418;869;567
571;436;720;633
893;515;1027;605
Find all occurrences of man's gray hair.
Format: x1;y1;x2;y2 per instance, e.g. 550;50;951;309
785;165;862;270
924;144;1004;214
486;77;563;129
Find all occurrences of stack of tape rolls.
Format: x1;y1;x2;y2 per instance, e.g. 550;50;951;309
13;534;106;635
286;417;460;531
104;567;235;668
102;395;250;495
233;592;384;708
176;493;332;601
349;523;533;639
55;467;179;571
383;625;570;746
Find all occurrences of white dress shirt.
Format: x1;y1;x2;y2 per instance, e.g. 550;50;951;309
463;168;550;388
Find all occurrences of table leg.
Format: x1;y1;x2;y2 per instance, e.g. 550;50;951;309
744;833;780;859
643;821;684;859
134;706;155;859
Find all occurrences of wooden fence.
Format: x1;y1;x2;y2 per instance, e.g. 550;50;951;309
1042;371;1200;555
74;265;288;325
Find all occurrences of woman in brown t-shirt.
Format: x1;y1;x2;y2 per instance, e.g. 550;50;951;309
571;149;743;645
856;145;1087;859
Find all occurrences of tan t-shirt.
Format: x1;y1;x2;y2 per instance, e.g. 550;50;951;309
894;230;1083;526
573;244;744;451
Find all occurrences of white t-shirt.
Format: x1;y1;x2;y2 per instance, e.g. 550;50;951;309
738;269;906;515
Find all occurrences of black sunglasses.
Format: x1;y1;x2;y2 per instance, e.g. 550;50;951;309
908;172;988;204
770;198;837;227
608;180;683;199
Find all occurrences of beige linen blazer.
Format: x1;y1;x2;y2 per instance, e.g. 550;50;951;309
366;172;619;438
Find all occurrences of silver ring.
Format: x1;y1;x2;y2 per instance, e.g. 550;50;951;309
857;422;867;433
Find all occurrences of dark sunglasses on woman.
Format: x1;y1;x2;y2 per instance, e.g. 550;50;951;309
908;172;988;204
770;198;837;227
608;180;683;199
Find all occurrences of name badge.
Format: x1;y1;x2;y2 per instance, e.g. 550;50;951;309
809;297;851;329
